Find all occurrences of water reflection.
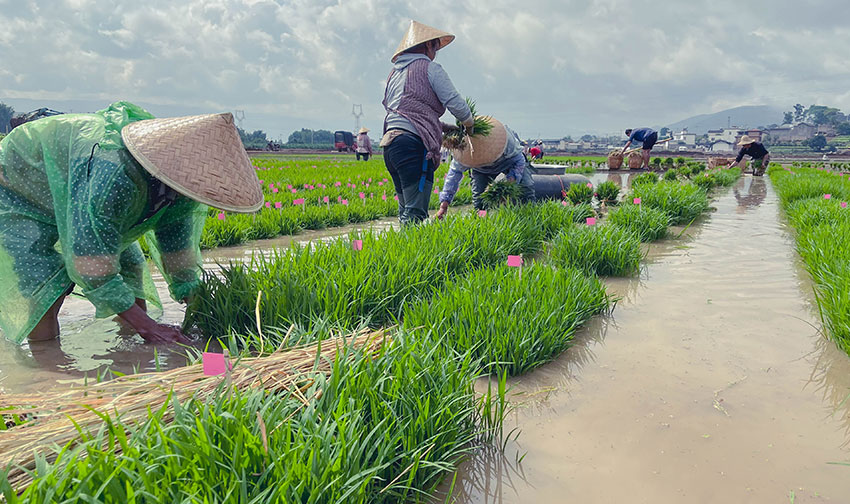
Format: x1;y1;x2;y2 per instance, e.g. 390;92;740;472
806;333;850;449
733;176;767;211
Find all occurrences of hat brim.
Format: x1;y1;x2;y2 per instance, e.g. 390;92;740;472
122;113;263;213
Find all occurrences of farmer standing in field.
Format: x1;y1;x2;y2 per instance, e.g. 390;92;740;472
436;118;535;216
621;127;658;169
381;20;474;225
0;101;263;346
728;135;770;176
355;127;372;161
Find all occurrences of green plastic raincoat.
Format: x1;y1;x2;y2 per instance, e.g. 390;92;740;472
0;101;207;343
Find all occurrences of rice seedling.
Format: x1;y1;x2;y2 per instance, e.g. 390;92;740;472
1;330;509;503
441;98;493;150
403;265;611;376
629;181;710;225
549;224;644;276
566;182;593;205
479;180;531;209
663;169;678;181
595;180;620;205
607;203;669;242
630;172;659;186
786;197;850;232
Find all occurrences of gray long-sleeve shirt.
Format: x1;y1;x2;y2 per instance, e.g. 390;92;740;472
383;53;472;136
439;125;527;203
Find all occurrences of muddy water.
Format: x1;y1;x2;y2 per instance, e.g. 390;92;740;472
0;216;402;395
445;176;850;503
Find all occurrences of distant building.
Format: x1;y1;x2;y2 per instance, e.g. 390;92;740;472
765;123;815;142
710;140;735;153
675;128;697;146
708;128;742;144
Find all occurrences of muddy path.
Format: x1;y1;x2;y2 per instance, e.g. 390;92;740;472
442;176;850;502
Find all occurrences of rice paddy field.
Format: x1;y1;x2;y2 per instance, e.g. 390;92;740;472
4;154;850;502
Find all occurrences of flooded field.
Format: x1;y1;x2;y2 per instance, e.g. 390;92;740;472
443;176;850;502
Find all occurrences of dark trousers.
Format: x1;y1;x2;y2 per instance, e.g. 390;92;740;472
356;152;370;161
383;132;435;225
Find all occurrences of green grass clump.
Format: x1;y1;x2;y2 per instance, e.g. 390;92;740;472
595;180;620;204
631;172;659;186
630;181;710;225
404;265;611;376
786;197;850;232
549;224;644;276
1;333;508;503
663;169;678;181
607;203;669;242
566;182;593;205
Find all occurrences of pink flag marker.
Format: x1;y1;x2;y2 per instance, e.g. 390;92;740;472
843;202;848;209
633;197;642;205
381;194;387;201
202;352;232;376
342;199;349;205
272;187;279;193
274;202;282;209
359;192;366;199
478;209;487;217
393;195;399;201
265;202;271;208
323;196;330;203
268;183;274;189
217;212;226;220
352;239;363;251
286;184;293;190
293;198;305;205
335;181;342;187
291;188;297;194
824;194;832;199
586;217;596;226
586;182;593;188
507;255;523;267
561;200;568;206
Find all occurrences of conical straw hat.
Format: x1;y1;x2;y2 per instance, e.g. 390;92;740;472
452;117;508;168
122;113;263;213
358;127;369;134
392;20;455;62
737;135;756;146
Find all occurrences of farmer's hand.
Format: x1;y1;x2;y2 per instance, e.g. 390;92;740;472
441;122;458;133
436;201;449;220
506;176;516;183
462;118;474;136
119;304;190;344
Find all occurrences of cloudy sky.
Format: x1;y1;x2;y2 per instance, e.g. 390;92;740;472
1;0;849;140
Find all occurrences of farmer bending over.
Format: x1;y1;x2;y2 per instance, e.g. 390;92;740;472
621;127;658;169
437;118;535;216
729;135;770;176
0;102;263;346
355;127;372;161
381;20;474;225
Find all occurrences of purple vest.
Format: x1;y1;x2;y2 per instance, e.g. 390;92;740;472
383;59;445;161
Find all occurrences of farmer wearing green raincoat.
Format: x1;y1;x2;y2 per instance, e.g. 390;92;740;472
0;102;263;345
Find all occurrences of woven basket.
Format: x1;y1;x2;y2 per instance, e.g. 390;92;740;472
626;152;643;169
707;157;730;169
607;152;624;170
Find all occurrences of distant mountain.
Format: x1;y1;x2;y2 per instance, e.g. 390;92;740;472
666;105;784;135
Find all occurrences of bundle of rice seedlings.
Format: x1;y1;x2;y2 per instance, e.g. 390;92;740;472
630;181;709;225
631;172;659;187
479;180;531;209
595;180;620;205
663;168;679;181
0;329;388;492
566;182;593;205
441;98;493;150
608;203;669;242
549;224;644;276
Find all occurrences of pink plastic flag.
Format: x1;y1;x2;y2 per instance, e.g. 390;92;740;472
272;187;278;193
352;239;363;251
265;202;271;208
359;192;366;199
286;184;293;190
478;210;487;217
259;179;264;184
268;183;274;189
561;200;568;206
335;181;342;187
217;212;226;220
843;202;848;209
380;194;386;201
507;255;523;267
293;198;305;205
368;178;372;182
202;352;232;376
434;188;439;194
393;195;399;201
633;198;641;205
378;181;384;186
586;182;592;188
323;196;330;203
342;199;349;205
824;194;832;199
291;188;297;194
586;217;596;226
274;202;282;209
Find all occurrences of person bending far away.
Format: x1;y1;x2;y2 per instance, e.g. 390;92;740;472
621;127;658;169
0;102;263;346
437;118;535;216
381;20;474;225
728;135;770;176
355;127;372;161
529;143;542;160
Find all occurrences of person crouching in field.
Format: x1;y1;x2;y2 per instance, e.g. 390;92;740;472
355;127;372;161
436;118;535;217
380;20;474;225
729;135;770;176
621;127;658;169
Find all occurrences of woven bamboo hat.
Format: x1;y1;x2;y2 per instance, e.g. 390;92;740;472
738;135;756;146
391;20;455;62
358;127;369;134
452;117;508;168
122;113;263;213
